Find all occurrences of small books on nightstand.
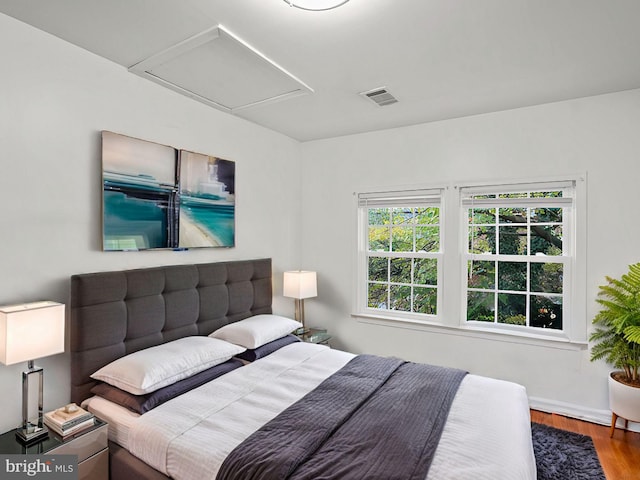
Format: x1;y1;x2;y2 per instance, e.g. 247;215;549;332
44;403;95;438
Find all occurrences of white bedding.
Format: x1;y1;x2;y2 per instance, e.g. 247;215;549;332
85;342;536;480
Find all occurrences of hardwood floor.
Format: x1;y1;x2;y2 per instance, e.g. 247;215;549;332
531;410;640;480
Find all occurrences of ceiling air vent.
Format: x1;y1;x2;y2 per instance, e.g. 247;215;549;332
360;87;398;106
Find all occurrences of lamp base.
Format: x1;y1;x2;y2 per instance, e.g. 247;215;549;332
294;298;306;332
18;361;47;445
15;422;48;444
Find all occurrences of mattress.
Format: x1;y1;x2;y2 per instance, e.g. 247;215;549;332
84;342;536;480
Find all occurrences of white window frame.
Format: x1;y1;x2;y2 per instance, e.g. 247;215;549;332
460;179;580;342
353;175;587;349
355;187;444;323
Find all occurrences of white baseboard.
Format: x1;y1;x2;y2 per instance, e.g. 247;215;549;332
529;396;640;433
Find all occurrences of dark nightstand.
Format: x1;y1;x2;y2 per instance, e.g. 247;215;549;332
0;417;108;480
297;327;332;345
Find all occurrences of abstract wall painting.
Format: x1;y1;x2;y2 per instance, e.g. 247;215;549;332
102;131;235;251
178;150;235;248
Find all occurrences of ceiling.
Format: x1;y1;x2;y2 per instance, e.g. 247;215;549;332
1;0;640;142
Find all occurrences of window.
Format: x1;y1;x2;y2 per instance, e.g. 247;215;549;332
462;181;575;337
357;189;443;319
355;176;586;346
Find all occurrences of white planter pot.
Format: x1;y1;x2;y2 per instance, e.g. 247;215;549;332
609;372;640;422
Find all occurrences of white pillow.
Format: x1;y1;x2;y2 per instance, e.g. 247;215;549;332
90;336;245;395
209;314;302;349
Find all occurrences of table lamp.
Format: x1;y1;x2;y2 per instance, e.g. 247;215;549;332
0;301;65;443
283;271;317;333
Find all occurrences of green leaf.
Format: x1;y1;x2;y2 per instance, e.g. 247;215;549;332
624;326;640;344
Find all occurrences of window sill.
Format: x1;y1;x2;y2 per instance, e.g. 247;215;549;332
351;312;588;351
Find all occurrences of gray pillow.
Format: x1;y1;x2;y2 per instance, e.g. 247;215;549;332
91;358;243;414
235;334;301;362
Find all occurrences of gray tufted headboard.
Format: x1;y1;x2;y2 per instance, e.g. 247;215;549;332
69;258;272;405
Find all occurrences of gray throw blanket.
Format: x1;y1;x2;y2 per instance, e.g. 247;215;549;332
217;354;467;480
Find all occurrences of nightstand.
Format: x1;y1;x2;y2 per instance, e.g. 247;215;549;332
0;417;108;480
297;327;332;345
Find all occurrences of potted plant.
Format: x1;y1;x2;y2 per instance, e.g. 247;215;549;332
590;262;640;435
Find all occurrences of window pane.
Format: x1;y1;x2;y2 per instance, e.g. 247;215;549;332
362;197;442;319
414;287;437;314
530;225;562;255
469;226;496;254
390;257;411;284
467;291;495;322
369;226;390;251
469;208;495;224
368;283;387;309
471;194;496;199
462;183;574;333
531;191;562;198
530;263;563;294
391;226;413;252
499;192;527;199
530;295;562;329
392;207;414;225
498;207;527;223
415;207;439;225
498;261;527;291
368;208;390;225
415;226;439;252
530;207;562;223
389;285;411;311
498;226;528;255
368;257;388;282
497;293;526;325
414;258;437;285
468;260;495;289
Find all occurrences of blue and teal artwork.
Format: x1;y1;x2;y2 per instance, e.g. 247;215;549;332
102;131;235;251
178;150;235;248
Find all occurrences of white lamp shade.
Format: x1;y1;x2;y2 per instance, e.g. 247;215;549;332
283;271;317;299
0;301;65;365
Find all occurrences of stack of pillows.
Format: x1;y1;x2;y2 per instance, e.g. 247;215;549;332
89;314;302;414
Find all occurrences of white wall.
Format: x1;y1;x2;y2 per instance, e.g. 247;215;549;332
299;88;640;423
0;14;302;433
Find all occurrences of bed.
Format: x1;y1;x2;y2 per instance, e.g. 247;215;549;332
70;258;536;480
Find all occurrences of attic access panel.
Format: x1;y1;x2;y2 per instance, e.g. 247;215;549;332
129;25;313;113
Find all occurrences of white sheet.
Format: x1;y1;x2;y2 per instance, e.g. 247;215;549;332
85;342;536;480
